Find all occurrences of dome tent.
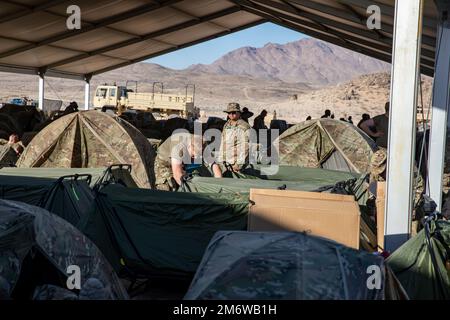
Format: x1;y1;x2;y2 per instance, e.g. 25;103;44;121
277;119;378;173
184;231;407;300
0;199;128;300
17;111;155;188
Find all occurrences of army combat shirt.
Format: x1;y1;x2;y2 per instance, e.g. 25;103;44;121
219;119;251;169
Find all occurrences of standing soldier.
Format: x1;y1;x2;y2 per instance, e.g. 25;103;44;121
212;103;251;175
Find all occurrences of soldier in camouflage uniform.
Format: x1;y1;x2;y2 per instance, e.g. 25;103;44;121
154;132;204;191
212;103;251;177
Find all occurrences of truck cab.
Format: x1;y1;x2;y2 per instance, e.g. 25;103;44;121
93;85;128;109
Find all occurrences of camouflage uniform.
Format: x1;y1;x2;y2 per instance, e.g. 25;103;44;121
154;132;193;191
370;147;387;182
370;147;424;205
219;119;251;171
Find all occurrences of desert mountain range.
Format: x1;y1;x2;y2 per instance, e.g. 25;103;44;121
1;38;425;124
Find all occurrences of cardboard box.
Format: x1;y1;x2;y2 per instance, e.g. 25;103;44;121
248;189;361;249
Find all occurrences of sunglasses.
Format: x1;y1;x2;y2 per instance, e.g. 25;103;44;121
228;111;238;115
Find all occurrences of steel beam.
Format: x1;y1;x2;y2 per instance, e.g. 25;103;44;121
385;0;424;252
427;0;450;210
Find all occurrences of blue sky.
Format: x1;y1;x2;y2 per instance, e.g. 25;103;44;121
148;22;307;70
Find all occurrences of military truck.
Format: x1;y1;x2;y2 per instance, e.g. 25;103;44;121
93;81;199;119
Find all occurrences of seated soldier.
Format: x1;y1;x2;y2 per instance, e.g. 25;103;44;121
154;132;204;191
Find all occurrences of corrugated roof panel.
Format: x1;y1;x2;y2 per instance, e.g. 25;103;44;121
105;40;173;60
46;0;154;22
0;11;67;42
212;10;263;28
52;27;135;52
0;2;23;17
0;38;30;53
0;45;81;67
173;0;236;16
55;55;127;74
109;7;192;36
154;23;226;45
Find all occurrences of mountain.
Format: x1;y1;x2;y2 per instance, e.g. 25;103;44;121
187;38;389;85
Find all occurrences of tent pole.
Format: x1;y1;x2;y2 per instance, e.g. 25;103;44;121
384;0;423;252
38;69;46;111
427;0;450;210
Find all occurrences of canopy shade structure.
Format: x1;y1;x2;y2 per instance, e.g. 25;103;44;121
0;0;439;80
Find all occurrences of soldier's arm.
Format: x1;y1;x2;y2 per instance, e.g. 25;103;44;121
171;159;185;186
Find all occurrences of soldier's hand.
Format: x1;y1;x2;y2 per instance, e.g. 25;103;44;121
232;165;241;172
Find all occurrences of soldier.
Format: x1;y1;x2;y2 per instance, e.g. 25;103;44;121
321;109;331;118
360;102;389;148
154;132;204;191
253;110;268;131
212;102;251;175
241;107;254;123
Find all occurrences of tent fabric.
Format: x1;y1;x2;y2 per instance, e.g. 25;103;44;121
16;111;155;189
184;231;407;300
38;176;95;227
0;172;94;227
0;166;138;188
79;185;249;279
180;167;369;205
0;200;128;300
387;218;450;300
277;119;378;173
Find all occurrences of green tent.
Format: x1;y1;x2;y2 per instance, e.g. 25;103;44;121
79;185;249;279
0;165;138;188
0;171;94;227
387;217;450;299
180;167;369;205
185;231;407;300
0;200;128;300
